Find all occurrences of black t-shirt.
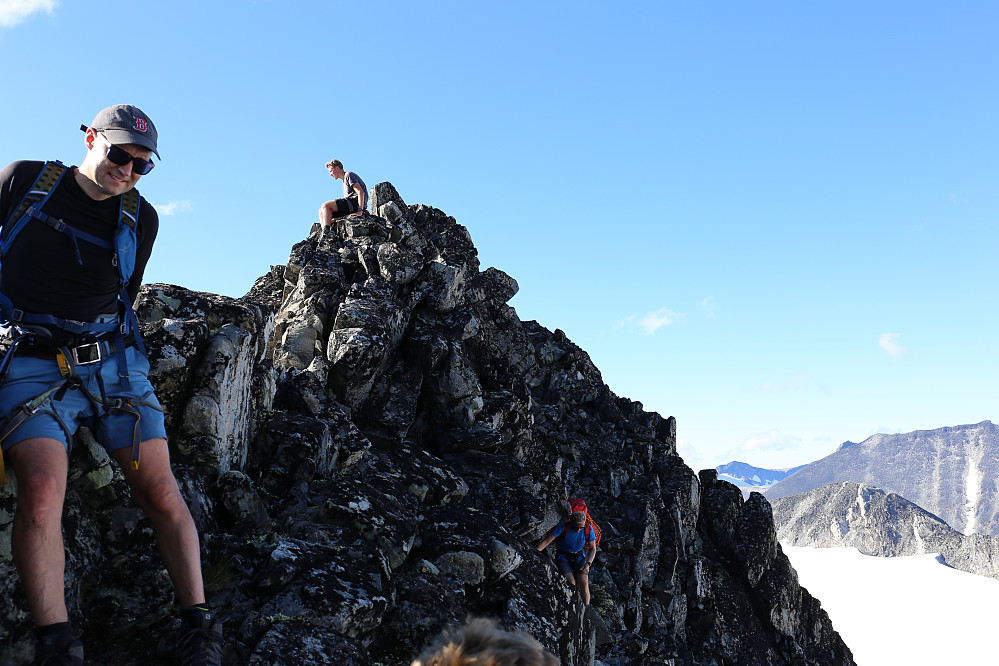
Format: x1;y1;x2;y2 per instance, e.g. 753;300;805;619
0;160;158;322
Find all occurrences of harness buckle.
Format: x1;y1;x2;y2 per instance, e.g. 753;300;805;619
72;341;102;365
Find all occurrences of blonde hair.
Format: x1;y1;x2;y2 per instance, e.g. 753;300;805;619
412;618;557;666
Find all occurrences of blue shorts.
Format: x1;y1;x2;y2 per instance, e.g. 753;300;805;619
0;345;167;453
555;550;589;576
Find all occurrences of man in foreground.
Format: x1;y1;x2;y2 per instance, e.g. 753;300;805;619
318;158;368;229
0;104;222;665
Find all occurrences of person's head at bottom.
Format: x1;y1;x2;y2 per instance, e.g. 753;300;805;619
412;617;558;666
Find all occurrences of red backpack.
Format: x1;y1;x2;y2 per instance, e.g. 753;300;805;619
566;498;601;547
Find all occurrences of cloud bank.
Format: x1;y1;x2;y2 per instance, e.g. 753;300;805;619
618;307;686;335
0;0;56;28
699;297;715;318
154;200;194;216
742;430;800;454
758;374;826;394
878;332;904;359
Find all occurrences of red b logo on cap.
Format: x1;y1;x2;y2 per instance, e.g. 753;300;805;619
134;117;147;132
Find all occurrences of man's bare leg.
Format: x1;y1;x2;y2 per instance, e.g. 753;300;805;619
7;437;71;626
113;438;205;606
318;200;340;229
579;572;590;605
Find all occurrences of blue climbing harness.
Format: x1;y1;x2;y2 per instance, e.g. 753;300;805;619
0;160;154;483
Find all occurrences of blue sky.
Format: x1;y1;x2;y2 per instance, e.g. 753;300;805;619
2;1;996;473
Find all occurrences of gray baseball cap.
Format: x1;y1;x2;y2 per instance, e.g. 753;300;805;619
82;104;159;158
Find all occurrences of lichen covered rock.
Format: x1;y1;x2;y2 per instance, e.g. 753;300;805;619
0;185;853;666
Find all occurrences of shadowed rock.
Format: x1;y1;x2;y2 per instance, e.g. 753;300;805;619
0;184;854;666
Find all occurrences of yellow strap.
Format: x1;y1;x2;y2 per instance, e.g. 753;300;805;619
56;351;71;377
114;399;143;471
130;408;142;470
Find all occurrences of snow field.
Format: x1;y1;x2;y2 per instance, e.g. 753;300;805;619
783;546;998;665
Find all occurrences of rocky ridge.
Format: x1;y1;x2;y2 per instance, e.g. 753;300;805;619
772;482;999;579
0;183;854;665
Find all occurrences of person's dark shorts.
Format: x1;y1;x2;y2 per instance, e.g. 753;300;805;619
0;345;167;453
333;198;359;215
555;550;589;576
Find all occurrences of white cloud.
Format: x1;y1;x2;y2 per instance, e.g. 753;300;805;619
154;200;193;216
638;308;683;333
758;374;825;393
742;430;800;453
699;297;715;318
676;437;715;473
0;0;56;28
617;307;686;335
878;332;904;359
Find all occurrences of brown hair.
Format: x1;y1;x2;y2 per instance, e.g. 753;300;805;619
326;159;343;170
412;618;558;666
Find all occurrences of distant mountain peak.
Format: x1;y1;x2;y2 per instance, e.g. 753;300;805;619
772;481;999;580
716;460;806;490
765;421;999;537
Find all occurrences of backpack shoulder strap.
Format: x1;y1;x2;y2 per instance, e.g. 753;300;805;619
120;188;139;230
112;188;147;363
114;187;140;282
2;161;67;253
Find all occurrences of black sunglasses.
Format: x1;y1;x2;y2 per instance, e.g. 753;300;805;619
97;133;155;175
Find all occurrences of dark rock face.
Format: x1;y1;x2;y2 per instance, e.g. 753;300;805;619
765;421;999;536
772;481;999;580
0;183;854;665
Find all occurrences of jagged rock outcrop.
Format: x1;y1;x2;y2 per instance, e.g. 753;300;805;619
765;421;999;536
771;481;999;579
0;182;854;665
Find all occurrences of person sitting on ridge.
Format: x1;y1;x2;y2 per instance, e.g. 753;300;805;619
536;508;597;606
318;158;367;229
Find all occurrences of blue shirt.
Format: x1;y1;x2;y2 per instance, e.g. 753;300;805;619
342;171;368;209
552;522;596;552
